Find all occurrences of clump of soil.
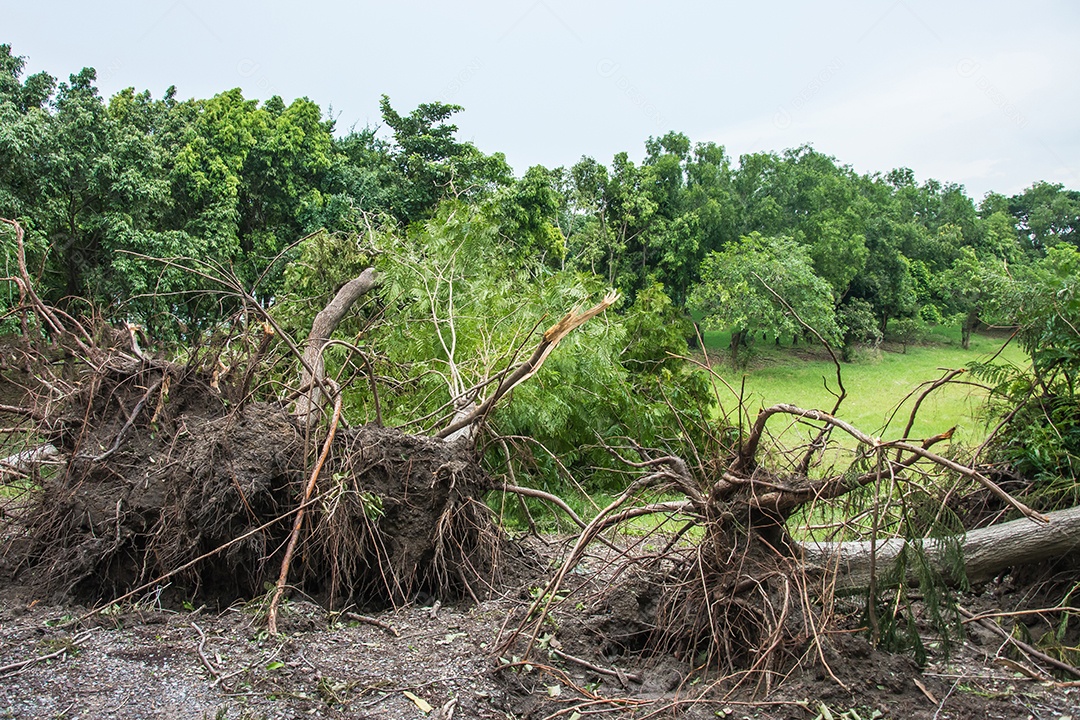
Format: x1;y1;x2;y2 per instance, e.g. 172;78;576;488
9;355;505;610
298;423;503;608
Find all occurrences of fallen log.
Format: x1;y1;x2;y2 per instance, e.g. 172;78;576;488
803;505;1080;592
1;444;59;477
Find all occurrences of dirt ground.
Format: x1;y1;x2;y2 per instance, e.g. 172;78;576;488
2;540;1077;720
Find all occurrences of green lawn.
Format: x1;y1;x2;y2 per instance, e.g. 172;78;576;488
699;326;1027;450
499;324;1029;530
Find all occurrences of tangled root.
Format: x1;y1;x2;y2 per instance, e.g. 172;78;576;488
14;357;505;609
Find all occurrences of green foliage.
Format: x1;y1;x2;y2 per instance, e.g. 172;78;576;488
1009;181;1080;253
871;537;964;665
378;95;512;224
888;315;925;353
276;224;379;342
837;297;882;362
975;245;1080;505
691;232;839;361
1;42;1077;513
483;165;566;264
274;204;545;442
270;201;705;494
938;247;1009;349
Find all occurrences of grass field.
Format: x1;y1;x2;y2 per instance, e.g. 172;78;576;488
698;325;1028;450
500;324;1030;529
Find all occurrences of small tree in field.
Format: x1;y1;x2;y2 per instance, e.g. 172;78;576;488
690;232;837;364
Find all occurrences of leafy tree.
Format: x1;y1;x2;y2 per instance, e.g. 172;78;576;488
978;245;1080;504
484;164;566;265
639;134;739;305
837;297;882;361
322;200;702;492
808;217;868;300
684;141;737;255
939;247;1008;349
1009;181;1080;253
0;44;54;220
889;315;925;354
37;67;118;300
850;229;916;332
319;127;396;225
378;95;512;224
971;210;1022;264
690;233;838;362
603;152;658;298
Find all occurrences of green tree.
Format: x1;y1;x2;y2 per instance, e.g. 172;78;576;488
939;247;1007;349
690;233;838;362
1009;182;1080;253
837;297;882;361
0;44;54;220
808;217;868;300
848;233;916;333
977;245;1080;502
378;95;512;223
484;164;566;265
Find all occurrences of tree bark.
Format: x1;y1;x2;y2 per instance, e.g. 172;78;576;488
1;444;59;477
294;269;379;428
802;505;1080;593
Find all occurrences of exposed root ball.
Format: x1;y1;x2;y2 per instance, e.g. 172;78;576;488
22;359;304;601
15;358;504;609
597;513;821;684
303;426;502;608
651;542;809;676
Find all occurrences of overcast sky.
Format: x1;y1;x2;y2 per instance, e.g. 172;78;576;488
5;0;1078;199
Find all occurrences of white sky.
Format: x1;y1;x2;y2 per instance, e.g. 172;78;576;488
5;0;1079;199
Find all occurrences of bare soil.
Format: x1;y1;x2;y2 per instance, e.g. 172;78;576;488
1;545;1077;720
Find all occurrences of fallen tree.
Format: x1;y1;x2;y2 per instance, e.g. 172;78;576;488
0;217;618;617
805;504;1080;593
501;351;1077;686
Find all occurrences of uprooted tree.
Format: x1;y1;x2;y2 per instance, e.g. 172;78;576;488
0;217;619;621
3;212;1080;687
496;275;1080;684
494;378;1073;681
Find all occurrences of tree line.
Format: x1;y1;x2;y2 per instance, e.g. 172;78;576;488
2;43;1077;345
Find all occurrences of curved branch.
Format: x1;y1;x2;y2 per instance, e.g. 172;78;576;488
736;403;1047;523
501;483;586;529
294;269;379;428
888;368;966;455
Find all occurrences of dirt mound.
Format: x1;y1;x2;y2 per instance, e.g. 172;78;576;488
16;359;303;601
10;357;506;609
298;423;503;608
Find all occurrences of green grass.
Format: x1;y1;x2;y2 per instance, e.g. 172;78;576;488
494;323;1029;532
700;326;1027;451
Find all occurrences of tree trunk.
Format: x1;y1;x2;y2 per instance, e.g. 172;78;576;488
802;505;1080;593
1;444;59;477
294;268;379;428
730;329;744;365
961;310;978;350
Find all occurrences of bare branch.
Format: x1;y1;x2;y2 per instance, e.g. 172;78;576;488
436;292;619;441
294;268;379;428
